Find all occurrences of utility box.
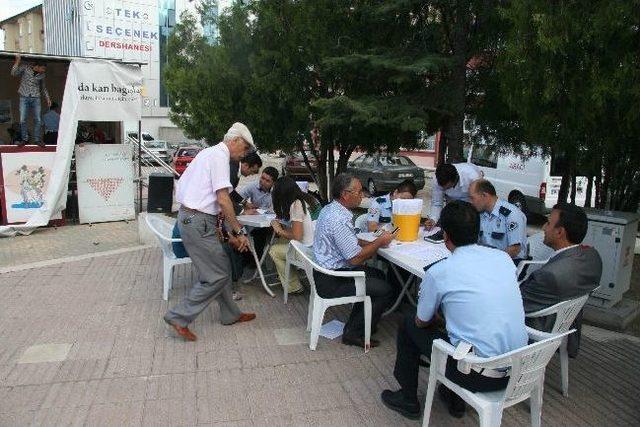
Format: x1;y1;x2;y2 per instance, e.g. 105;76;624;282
583;209;639;308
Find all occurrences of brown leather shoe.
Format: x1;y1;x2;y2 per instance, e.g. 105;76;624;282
235;312;256;323
164;318;197;341
342;335;380;349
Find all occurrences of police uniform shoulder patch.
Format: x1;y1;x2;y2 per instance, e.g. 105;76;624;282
499;206;512;217
423;257;447;272
368;208;379;215
508;221;518;231
376;197;386;203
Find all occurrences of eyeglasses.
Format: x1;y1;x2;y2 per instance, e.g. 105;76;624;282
345;188;364;195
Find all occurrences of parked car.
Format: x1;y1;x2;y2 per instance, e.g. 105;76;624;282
283;151;318;181
142;140;171;164
464;142;594;216
173;146;202;176
126;132;172;164
347;154;425;195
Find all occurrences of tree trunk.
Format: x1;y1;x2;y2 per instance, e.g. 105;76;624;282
442;3;469;163
558;172;571;204
570;174;577;204
584;176;593;208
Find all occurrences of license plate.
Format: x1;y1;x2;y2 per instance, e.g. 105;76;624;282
398;173;412;178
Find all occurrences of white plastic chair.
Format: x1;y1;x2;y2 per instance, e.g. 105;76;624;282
423;329;574;427
289;240;372;352
517;232;554;281
145;215;192;301
525;294;589;397
354;213;369;233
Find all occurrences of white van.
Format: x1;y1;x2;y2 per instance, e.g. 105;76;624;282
464;143;594;215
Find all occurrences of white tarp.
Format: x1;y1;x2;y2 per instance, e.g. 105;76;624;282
0;59;142;236
76;144;135;224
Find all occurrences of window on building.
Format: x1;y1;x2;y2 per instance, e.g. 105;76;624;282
28;20;32;34
19;21;23;36
159;0;177;108
201;3;219;45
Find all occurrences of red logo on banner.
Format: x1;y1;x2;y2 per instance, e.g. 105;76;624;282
86;178;124;202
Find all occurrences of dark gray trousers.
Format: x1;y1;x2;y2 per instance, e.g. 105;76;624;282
164;208;242;326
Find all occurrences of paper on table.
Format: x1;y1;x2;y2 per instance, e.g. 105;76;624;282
320;320;345;340
388;242;451;266
357;232;378;242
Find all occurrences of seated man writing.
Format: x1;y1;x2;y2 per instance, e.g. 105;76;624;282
381;201;527;420
367;179;418;231
313;173;396;348
520;203;602;357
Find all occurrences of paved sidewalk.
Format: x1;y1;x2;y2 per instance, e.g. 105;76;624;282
0;221;140;269
1;247;639;426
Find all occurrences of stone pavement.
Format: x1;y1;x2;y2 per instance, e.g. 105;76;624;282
1;247;639;426
0;221;141;269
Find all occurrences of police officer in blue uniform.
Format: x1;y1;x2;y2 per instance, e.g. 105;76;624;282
469;179;528;263
367;180;418;232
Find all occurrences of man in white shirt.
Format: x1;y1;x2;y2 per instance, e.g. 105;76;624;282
425;162;483;226
163;122;257;341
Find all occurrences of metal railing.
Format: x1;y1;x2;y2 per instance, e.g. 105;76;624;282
126;136;178;183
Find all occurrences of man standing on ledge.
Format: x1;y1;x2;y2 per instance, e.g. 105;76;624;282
163;122;257;341
11;54;51;147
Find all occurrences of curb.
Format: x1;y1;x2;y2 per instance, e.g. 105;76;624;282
0;244;154;274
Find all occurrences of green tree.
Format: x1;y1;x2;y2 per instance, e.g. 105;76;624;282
163;3;254;144
477;0;640;210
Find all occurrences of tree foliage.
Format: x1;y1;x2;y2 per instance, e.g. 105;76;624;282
164;0;639;210
475;0;640;210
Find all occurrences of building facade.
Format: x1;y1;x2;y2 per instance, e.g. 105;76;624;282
0;6;46;53
2;0;213;143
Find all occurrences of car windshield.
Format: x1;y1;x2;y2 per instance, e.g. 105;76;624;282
178;149;199;157
378;156;414;166
145;141;166;149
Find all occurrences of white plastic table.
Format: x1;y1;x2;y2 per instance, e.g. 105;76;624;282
357;231;450;315
237;213;277;297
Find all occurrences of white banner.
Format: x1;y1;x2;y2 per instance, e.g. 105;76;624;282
76;144;135;224
0;59;143;236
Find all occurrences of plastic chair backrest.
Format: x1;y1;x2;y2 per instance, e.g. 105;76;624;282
290;240;317;287
466;330;572;405
145;215;177;259
528;294;589;334
354;213;368;232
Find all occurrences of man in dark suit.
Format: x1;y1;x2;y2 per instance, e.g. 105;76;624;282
520;203;602;356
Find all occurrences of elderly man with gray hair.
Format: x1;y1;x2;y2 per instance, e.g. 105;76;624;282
163;122;257;341
313;173;396;349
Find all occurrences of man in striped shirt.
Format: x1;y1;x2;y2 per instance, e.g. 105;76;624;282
313;173;396;349
11;54;51;147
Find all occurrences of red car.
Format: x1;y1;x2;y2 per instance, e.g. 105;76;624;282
283;151;318;181
173;147;201;176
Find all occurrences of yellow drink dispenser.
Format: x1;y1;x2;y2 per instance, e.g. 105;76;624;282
392;199;423;242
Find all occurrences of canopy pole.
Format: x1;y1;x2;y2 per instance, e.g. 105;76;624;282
138;120;142;213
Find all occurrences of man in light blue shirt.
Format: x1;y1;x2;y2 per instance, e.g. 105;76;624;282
381;201;527;420
237;166;279;212
42;102;60;145
313;173;395;349
469;179;528;262
237;166;279;265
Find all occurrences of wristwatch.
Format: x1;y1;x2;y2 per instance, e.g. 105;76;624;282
231;227;248;237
